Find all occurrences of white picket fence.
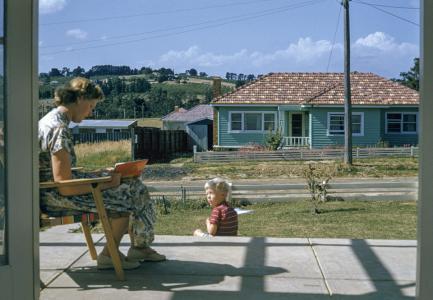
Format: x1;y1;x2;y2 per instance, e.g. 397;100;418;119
147;179;418;203
194;146;418;163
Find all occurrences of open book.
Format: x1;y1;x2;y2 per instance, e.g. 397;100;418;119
114;159;148;178
234;207;254;215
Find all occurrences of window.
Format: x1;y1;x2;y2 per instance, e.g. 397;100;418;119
229;111;277;132
386;112;417;134
352;114;362;134
244;113;262;131
328;112;363;136
230;113;242;131
264;113;276;131
386;113;402;133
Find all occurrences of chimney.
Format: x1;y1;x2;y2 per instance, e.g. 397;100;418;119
174;106;180;112
212;76;222;98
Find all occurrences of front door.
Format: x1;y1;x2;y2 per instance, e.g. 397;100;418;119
0;0;39;299
291;113;303;137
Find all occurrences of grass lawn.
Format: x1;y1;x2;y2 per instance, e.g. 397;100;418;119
147;156;418;180
74;140;419;178
154;200;417;240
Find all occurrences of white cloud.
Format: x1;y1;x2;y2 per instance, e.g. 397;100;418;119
39;0;67;14
66;29;88;40
250;37;336;66
354;32;416;54
158;38;337;72
160;46;249;68
156;33;417;78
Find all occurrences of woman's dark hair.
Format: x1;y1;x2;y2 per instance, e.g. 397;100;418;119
54;77;104;106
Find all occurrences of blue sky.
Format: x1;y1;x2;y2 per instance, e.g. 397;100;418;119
39;0;420;79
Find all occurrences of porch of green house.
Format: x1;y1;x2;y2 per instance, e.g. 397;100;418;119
280;110;311;148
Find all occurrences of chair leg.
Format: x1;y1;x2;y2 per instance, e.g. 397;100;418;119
91;184;125;281
81;222;97;260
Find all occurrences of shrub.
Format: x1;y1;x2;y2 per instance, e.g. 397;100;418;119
302;164;334;214
265;128;283;150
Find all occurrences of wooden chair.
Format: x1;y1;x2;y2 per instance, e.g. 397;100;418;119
40;176;127;281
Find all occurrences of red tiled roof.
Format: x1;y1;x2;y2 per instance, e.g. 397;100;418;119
212;72;419;105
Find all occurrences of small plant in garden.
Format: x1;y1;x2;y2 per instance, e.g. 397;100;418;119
303;164;333;214
265;127;283;150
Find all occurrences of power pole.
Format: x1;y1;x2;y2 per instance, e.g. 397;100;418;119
343;0;352;165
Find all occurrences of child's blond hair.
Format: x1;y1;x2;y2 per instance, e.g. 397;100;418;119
204;177;231;195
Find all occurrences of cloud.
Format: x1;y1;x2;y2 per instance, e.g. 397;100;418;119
250;37;336;66
158;38;337;72
66;29;88;40
160;46;248;67
156;33;418;77
354;32;417;54
39;0;67;14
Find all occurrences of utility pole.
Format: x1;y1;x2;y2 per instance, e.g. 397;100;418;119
343;0;352;165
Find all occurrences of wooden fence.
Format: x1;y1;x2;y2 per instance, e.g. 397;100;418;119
194;147;419;163
147;179;418;203
134;127;188;162
72;131;131;144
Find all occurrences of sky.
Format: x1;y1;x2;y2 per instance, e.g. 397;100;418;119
39;0;420;79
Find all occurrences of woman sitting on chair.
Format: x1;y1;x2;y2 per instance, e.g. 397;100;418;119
39;77;165;270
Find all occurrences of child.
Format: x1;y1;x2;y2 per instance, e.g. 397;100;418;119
193;177;238;237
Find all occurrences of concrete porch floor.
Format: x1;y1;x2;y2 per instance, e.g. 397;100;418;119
40;225;416;300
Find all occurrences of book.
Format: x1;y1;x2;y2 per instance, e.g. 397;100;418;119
113;159;148;178
234;208;254;215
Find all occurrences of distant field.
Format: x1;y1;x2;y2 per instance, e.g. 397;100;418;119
75;140;131;170
135;118;162;128
187;77;236;88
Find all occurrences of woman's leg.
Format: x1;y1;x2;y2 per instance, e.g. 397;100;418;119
100;216;129;257
127;182;165;261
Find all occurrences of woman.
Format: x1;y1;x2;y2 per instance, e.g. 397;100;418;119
39;77;165;270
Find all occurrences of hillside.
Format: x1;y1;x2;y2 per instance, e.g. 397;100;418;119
38;73;236;119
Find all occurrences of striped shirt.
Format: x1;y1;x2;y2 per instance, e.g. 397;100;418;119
209;201;238;236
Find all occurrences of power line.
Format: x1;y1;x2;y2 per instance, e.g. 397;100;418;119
352;1;419;10
40;0;286;26
353;1;419;27
41;0;324;55
42;1;313;49
326;2;342;72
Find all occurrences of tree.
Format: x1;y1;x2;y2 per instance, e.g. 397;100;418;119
48;68;62;77
199;72;207;77
71;66;85;77
392;58;419;91
188;68;198;76
61;67;70;77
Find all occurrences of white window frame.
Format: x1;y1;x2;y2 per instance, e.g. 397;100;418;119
385;112;418;134
327;112;364;136
228;111;277;133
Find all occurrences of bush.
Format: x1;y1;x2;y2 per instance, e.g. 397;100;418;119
265;128;283;150
302;164;335;214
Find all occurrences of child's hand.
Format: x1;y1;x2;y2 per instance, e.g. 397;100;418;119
206;218;210;226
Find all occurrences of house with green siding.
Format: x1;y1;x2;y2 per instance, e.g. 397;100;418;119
211;72;419;149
